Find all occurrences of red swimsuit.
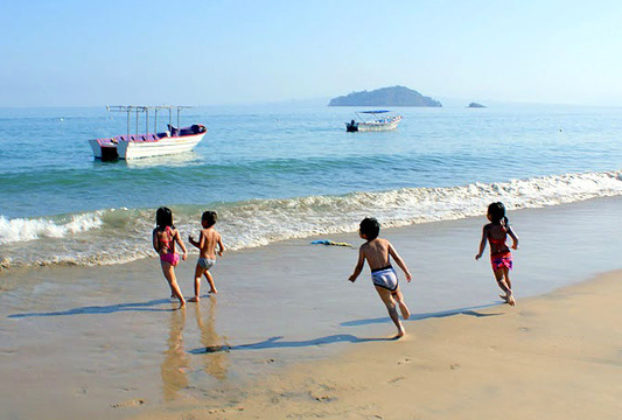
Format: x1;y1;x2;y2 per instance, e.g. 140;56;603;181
488;229;512;271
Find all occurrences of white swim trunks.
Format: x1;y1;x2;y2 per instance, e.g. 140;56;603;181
371;265;399;291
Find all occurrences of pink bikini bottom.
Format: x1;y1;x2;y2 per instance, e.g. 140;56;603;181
160;252;180;266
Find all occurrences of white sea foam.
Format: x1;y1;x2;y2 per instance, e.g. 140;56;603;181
0;212;104;245
213;170;622;251
1;170;621;270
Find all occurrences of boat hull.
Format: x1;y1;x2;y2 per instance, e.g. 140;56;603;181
345;116;402;132
356;120;400;132
89;131;206;160
119;132;205;159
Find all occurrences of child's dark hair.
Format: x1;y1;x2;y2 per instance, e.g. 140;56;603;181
156;207;174;229
202;211;217;227
487;202;509;226
360;217;380;240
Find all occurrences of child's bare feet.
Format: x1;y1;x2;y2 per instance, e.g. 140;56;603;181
507;295;516;306
499;293;509;302
188;297;199;302
398;302;410;320
209;288;218;294
179;299;186;308
394;327;406;339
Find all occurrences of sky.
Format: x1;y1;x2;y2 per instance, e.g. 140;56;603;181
1;0;621;106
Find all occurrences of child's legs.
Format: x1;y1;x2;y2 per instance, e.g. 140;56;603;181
374;286;404;335
503;267;512;290
493;268;511;294
391;286;410;320
193;264;207;297
161;261;185;305
203;270;217;293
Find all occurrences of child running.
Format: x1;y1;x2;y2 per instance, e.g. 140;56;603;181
152;207;188;307
349;217;413;338
475;202;519;306
188;211;224;301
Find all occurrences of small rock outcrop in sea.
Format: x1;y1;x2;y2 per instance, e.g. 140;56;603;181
328;86;442;107
467;102;486;108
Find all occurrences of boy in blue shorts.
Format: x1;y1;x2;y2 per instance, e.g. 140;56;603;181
188;211;225;301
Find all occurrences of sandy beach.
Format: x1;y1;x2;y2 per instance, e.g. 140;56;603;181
1;197;622;419
136;270;622;420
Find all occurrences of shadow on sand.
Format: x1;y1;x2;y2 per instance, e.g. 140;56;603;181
190;304;503;354
8;298;178;318
189;333;398;354
340;303;503;327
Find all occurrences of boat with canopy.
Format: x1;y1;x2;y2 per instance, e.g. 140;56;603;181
345;110;402;132
89;105;207;160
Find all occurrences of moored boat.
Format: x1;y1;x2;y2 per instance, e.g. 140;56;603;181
89;106;207;160
345;110;402;132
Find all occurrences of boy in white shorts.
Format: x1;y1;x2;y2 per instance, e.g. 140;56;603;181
349;217;413;338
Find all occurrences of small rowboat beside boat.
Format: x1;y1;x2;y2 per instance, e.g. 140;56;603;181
345;110;402;132
89;105;207;161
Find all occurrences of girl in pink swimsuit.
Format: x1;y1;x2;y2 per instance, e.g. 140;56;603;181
475;202;519;306
152;207;188;307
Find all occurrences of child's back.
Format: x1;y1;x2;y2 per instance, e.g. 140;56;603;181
199;227;222;259
360;237;392;270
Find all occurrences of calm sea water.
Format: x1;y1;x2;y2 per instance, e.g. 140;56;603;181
1;104;622;268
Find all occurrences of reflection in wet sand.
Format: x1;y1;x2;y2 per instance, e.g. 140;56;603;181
195;298;228;380
160;308;189;401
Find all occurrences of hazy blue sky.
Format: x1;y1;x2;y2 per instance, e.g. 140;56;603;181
1;0;621;106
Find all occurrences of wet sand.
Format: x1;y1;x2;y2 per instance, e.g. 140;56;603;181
138;270;622;419
1;197;622;418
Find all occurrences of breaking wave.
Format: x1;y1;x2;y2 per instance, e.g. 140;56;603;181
1;170;621;270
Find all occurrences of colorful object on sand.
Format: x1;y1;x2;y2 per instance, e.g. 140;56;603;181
310;240;353;247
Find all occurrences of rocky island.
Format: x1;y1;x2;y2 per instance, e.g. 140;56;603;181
328;86;442;107
467;102;486;108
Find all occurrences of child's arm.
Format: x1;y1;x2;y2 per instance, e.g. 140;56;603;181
175;230;188;261
388;243;412;282
152;230;160;253
188;232;202;249
348;247;365;282
475;226;487;260
508;227;519;250
217;234;225;257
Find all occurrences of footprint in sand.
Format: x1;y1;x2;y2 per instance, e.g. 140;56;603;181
397;357;412;365
111;399;145;408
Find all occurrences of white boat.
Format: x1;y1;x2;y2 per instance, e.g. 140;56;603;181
345;110;402;132
89;105;207;160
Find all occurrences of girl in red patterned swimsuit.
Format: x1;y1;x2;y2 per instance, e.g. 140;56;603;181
475;202;519;306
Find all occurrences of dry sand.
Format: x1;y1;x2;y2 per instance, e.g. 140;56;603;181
135;270;622;420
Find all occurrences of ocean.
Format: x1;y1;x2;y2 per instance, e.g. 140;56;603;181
3;104;622;415
1;104;622;270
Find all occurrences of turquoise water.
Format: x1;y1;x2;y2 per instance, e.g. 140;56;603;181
1;104;622;268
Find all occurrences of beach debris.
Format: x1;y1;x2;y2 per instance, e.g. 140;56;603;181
310;240;353;247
